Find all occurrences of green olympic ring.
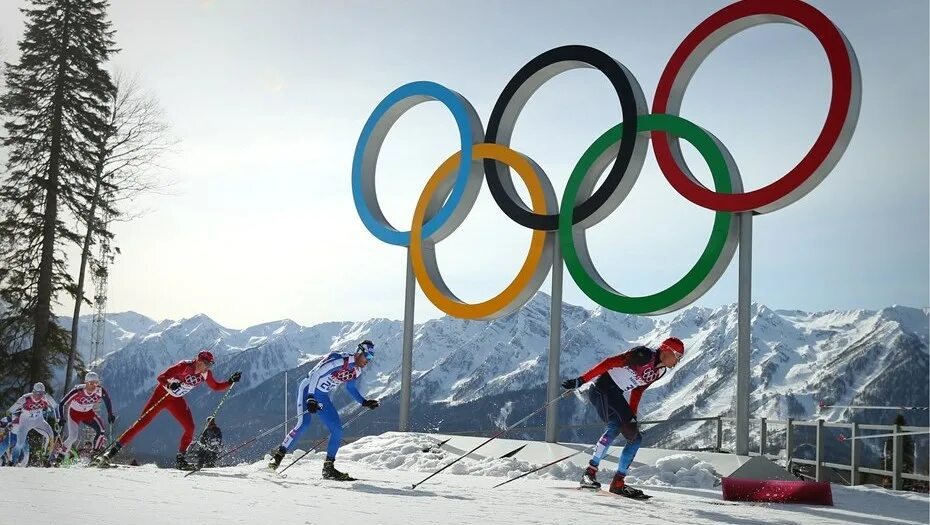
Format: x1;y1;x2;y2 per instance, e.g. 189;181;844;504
559;114;741;315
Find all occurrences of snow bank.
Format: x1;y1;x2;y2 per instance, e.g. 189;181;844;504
278;433;555;480
626;453;719;489
268;433;718;488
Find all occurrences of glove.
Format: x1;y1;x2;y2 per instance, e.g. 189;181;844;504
108;414;117;424
167;381;182;393
362;399;380;410
306;397;321;414
228;371;242;383
561;377;584;390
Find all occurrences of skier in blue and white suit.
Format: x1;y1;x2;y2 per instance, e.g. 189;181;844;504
268;340;379;480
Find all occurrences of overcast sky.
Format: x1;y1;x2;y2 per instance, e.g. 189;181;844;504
0;0;927;329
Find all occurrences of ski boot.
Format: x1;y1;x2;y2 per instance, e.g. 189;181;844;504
322;459;355;481
268;446;286;470
92;443;121;468
176;452;195;471
580;465;601;489
609;473;648;499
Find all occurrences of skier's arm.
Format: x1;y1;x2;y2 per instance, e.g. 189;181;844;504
579;347;652;383
7;395;25;415
205;370;231;391
58;387;79;421
345;379;366;404
101;387;114;419
157;361;188;387
579;355;628;384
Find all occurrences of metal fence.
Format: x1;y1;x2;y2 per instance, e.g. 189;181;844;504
721;416;930;491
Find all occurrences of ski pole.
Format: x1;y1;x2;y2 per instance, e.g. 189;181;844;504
838;430;930;442
191;381;237;449
114;390;172;444
184;408;311;477
410;389;572;490
492;448;589;489
819;400;929;411
277;408;371;477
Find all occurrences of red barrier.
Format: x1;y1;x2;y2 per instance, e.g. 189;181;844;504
721;477;834;505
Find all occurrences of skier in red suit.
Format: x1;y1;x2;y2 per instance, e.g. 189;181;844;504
562;337;685;499
96;350;241;469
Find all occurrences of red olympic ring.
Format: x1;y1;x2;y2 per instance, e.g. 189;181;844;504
653;0;860;214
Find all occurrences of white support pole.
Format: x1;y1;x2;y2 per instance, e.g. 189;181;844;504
893;424;904;490
736;212;752;456
399;249;415;432
545;243;563;443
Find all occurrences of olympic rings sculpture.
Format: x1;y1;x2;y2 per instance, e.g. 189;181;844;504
351;0;861;320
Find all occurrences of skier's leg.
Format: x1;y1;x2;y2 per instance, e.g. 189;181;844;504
0;433;10;463
17;437;30;467
616;433;642;476
587;386;622;467
280;383;313;453
317;396;352;481
318;396;342;461
118;388;169;447
11;420;35;465
34;419;54;462
610;390;640;477
89;412;107;450
61;409;82;451
164;397;195;452
590;419;621;468
7;433;17;465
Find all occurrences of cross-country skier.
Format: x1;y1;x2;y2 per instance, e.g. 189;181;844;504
8;382;58;466
0;415;13;466
95;350;241;470
267;340;380;480
1;413;31;466
561;337;685;498
195;416;222;469
51;371;115;465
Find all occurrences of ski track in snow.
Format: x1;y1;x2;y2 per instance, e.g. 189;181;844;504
3;433;928;525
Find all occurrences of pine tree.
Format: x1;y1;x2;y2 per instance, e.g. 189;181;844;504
0;0;116;398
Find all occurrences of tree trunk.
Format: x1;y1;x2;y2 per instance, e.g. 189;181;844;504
64;164;104;392
30;3;72;388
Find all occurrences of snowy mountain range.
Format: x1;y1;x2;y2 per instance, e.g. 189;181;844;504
57;295;929;464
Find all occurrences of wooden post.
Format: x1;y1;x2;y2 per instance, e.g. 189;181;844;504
786;418;794;472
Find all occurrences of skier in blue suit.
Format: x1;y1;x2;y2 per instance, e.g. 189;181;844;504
268;340;379;480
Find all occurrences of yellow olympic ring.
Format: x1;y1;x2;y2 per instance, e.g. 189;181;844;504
410;143;556;320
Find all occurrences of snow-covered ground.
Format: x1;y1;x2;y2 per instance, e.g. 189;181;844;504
3;433;927;525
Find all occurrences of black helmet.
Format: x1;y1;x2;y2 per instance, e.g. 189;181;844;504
357;340;375;359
